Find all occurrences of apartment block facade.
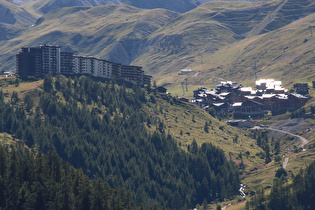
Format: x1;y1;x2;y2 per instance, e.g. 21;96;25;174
17;45;151;85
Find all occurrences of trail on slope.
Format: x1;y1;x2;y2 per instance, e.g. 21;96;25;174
247;0;287;38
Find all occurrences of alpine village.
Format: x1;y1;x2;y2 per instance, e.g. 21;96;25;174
0;0;315;209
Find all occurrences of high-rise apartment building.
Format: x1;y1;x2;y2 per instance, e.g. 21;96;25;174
121;65;144;85
17;44;61;77
16;47;42;77
60;52;74;75
17;45;151;86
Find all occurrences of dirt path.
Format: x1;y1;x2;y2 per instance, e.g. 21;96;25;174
247;0;287;38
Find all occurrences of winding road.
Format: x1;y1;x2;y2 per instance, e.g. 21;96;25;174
267;127;308;148
252;125;309;169
266;127;308;169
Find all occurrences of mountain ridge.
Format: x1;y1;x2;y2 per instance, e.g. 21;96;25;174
12;0;270;15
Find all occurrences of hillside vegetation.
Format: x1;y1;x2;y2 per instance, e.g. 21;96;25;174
1;77;315;209
0;146;142;209
0;76;243;209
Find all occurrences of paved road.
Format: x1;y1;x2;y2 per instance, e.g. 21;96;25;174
267;127;308;148
252;126;308;169
266;127;309;170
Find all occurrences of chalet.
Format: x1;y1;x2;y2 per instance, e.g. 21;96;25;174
226;120;253;128
232;100;264;117
205;90;225;102
219;92;231;101
294;83;309;95
193;87;208;98
178;69;193;75
287;94;308;111
191;98;207;108
216;81;242;94
239;87;255;95
156;86;167;93
256;79;282;90
208;102;229;116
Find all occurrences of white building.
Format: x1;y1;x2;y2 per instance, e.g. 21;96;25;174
256;79;282;90
96;59;112;79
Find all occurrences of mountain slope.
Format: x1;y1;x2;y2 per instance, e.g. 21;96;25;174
0;5;178;72
0;0;313;85
261;0;315;34
131;0;315;84
132;1;278;81
0;0;36;40
190;13;315;87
